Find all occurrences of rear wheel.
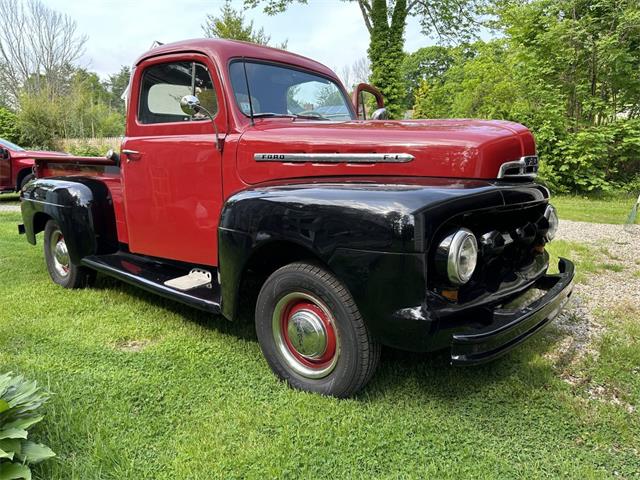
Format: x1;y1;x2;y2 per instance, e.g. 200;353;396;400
255;262;380;398
43;220;95;288
18;173;34;191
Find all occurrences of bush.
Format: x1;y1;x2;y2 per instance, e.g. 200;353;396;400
67;143;107;157
0;373;55;479
0;108;21;144
540;120;640;193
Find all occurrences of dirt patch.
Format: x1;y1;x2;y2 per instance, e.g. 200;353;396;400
113;339;153;353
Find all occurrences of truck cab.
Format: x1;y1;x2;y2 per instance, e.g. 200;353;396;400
0;139;35;193
19;39;574;397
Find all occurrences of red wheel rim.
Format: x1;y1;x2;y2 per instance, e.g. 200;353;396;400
272;292;340;379
280;300;337;369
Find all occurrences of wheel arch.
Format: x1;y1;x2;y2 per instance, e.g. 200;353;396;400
220;237;331;321
15;168;33;191
20;177;118;263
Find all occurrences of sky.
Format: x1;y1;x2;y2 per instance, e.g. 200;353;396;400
44;0;437;79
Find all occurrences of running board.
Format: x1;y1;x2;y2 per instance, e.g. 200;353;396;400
82;252;221;314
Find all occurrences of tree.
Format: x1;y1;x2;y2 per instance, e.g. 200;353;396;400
401;45;469;109
0;0;87;107
0;106;20;143
203;0;287;48
105;66;131;113
17;67;125;148
412;0;640;193
339;57;370;91
245;0;487;118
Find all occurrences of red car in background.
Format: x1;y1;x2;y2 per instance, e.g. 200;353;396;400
0;138;36;193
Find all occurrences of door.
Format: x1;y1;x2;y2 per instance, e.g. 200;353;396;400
0;147;10;188
122;55;226;266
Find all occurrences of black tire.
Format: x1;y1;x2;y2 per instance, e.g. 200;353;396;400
255;262;380;398
43;220;95;289
18;173;34;191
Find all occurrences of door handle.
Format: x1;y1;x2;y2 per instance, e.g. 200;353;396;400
122;149;141;161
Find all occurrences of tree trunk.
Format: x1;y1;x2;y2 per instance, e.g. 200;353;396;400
366;0;408;119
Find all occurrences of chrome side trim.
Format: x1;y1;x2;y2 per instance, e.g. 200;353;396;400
497;155;539;178
254;153;414;163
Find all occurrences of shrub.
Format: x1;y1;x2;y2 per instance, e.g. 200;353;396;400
0;373;55;480
67;143;107;157
0;108;21;144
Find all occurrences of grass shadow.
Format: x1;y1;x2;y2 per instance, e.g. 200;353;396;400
0;193;19;203
90;274;257;342
91;272;569;402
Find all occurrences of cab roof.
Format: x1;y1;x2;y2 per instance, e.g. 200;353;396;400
134;38;337;79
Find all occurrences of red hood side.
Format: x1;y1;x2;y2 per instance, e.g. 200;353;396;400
237;119;536;185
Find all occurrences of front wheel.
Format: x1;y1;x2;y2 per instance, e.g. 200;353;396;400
255;262;380;398
43;220;95;289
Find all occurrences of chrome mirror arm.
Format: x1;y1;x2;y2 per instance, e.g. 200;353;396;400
180;95;223;152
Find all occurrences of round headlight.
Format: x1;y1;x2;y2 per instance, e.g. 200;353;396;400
437;228;478;286
544;204;559;241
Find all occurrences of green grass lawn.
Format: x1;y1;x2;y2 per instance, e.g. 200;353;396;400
553;194;639;224
1;211;639;479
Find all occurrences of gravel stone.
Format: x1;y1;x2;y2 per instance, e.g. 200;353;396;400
0;205;20;212
547;219;639;382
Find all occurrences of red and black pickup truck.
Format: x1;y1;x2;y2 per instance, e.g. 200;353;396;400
19;39;574;397
0;139;36;193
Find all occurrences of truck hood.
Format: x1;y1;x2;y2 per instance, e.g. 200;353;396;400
236;119;536;185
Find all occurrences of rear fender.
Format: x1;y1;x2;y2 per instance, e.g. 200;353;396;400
20;177;118;263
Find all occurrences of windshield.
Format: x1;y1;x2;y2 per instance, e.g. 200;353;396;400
0;138;24;151
229;61;354;121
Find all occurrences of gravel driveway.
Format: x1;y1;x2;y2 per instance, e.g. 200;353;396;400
558;219;639;312
551;220;638;390
0;205;20;213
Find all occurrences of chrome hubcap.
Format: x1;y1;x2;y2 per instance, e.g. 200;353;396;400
272;292;339;379
50;229;70;277
287;309;328;359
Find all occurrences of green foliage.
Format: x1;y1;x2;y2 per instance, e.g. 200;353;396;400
412;0;640;193
204;0;287;49
0;108;20;144
17;69;125;149
401;46;460;109
367;0;408;119
0;373;55;479
105;66;131;114
66;143;107;157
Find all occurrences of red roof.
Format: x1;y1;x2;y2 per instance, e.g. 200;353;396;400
134;38;336;78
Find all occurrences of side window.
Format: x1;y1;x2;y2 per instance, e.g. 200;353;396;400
138;61;218;124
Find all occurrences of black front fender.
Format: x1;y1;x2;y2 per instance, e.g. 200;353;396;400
217;181;426;325
20;177;118;263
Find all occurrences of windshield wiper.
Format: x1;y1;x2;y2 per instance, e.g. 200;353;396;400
252;112;295;118
293;113;330;121
251;112;330;121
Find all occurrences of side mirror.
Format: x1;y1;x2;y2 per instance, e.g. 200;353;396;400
371;108;389;120
352;83;385;120
179;95;222;152
180;95;201;116
0;147;9;160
